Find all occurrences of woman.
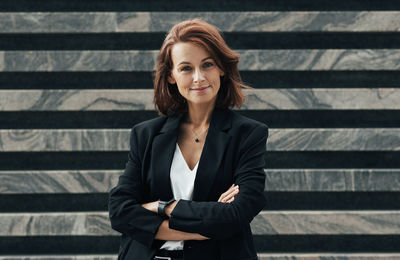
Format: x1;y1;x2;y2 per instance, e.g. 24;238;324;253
109;18;268;260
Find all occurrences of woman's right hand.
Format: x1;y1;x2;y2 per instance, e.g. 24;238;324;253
218;184;239;203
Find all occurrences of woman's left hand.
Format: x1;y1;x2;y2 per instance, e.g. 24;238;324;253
218;184;239;203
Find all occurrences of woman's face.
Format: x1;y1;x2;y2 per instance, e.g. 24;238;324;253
168;42;225;108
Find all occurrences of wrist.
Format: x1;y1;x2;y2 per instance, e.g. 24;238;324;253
158;199;175;219
165;200;178;217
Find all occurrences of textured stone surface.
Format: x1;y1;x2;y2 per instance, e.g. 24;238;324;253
265;169;400;191
2;169;400;194
0;50;158;72
252;211;400;235
1;128;399;152
0;212;117;236
1;12;400;32
1;50;400;71
0;170;120;194
2;211;400;236
268;128;400;151
1;89;399;111
0;129;129;152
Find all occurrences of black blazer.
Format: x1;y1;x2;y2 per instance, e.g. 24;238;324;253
109;107;268;260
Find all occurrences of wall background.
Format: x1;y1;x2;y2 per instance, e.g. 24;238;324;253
1;1;400;259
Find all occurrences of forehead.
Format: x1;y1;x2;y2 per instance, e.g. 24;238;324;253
170;42;211;65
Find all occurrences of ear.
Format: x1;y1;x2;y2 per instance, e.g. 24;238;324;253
219;69;225;77
167;73;176;84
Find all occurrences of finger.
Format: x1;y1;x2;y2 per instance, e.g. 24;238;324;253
223;187;239;201
227;196;235;203
220;186;239;202
218;184;236;202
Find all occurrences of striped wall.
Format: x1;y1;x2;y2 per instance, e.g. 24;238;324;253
1;1;400;259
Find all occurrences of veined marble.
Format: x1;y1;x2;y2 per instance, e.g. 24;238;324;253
1;50;400;71
1;88;399;111
0;12;400;33
0;128;399;152
265;169;400;192
267;128;400;151
1;211;400;236
0;170;120;194
0;212;117;236
2;169;400;194
252;211;400;235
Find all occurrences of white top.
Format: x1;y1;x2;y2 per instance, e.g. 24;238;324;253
160;143;199;250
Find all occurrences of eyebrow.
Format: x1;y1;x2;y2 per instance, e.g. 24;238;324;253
178;56;213;66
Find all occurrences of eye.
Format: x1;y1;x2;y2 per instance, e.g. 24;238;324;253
181;66;192;71
203;62;214;68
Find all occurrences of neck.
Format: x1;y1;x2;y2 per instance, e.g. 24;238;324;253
184;102;215;129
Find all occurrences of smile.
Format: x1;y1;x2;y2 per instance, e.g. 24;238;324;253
191;86;209;92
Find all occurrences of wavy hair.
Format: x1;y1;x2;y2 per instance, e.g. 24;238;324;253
153;18;252;116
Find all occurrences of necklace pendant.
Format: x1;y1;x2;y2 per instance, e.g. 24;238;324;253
195;137;199;143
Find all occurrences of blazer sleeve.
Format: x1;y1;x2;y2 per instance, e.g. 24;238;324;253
168;124;268;240
108;126;164;248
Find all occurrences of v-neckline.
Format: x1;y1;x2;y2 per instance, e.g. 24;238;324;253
176;143;199;172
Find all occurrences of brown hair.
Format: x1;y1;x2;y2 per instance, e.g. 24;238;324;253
153;18;252;116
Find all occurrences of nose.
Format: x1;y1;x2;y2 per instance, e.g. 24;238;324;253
193;68;205;83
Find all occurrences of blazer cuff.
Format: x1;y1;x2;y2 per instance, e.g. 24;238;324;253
133;216;164;248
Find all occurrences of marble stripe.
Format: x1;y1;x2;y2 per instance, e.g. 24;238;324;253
0;170;121;194
1;128;399;152
265;169;400;192
1;50;400;71
2;255;400;260
0;12;400;33
1;88;399;111
2;211;400;236
0;212;117;236
2;169;400;194
252;211;400;235
268;128;400;151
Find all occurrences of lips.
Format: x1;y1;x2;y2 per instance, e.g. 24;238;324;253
191;86;209;91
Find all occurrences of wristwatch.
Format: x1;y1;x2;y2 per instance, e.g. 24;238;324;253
158;198;175;219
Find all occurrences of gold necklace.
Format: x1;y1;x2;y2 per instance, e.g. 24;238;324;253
190;126;209;143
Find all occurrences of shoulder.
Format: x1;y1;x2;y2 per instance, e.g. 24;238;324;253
229;109;269;137
130;114;167;139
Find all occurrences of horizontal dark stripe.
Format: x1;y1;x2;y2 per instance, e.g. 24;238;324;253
1;71;399;90
0;236;118;254
0;235;399;254
0;72;153;90
1;110;400;129
0;151;399;170
1;192;400;212
264;192;400;210
0;0;399;11
0;152;126;170
0;193;109;212
1;32;400;50
266;151;400;169
254;235;400;252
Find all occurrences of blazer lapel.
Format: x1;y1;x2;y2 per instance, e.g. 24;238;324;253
150;113;182;200
192;108;232;201
149;107;232;201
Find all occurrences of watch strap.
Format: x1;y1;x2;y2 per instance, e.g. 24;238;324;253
158;198;175;219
